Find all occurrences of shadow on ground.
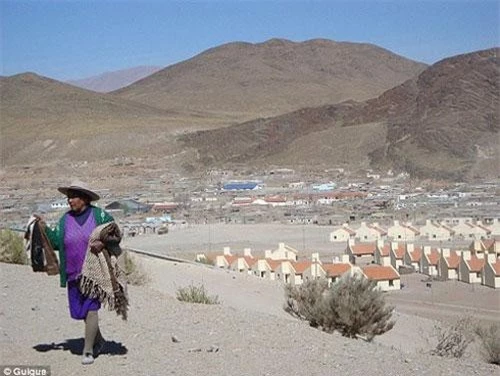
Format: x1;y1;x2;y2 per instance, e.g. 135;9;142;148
33;338;127;357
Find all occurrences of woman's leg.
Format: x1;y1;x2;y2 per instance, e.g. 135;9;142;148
82;310;100;364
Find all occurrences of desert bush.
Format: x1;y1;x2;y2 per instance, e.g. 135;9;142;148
0;229;27;265
176;284;219;305
431;316;474;358
475;322;500;365
284;279;329;328
284;274;395;341
122;251;148;286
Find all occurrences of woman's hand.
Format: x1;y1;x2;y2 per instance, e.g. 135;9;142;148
89;240;105;255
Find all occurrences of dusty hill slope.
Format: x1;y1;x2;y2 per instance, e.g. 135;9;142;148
114;38;426;121
66;65;163;93
0;73;217;165
1;261;497;376
180;48;499;180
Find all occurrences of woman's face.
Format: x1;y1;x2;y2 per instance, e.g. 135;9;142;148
67;191;89;213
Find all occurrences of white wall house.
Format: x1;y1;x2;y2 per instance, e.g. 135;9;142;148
329;224;356;243
438;249;461;280
264;243;298;262
387;220;420;242
361;264;401;291
345;239;376;265
482;253;500;288
419;220;454;241
356;222;387;241
453;221;491;240
459;251;485;284
374;240;391;266
403;244;422;272
420;246;440;277
390;242;406;271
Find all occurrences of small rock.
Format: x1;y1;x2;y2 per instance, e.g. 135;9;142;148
404;358;411;363
171;335;180;343
207;345;219;353
188;347;202;353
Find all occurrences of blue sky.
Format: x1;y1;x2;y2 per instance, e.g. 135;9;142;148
1;0;499;81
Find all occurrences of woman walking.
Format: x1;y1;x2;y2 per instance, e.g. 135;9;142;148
41;180;115;365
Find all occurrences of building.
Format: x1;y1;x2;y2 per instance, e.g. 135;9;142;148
438;249;461;280
361;264;401;291
459;251;485;284
482;253;500;288
355;222;387;241
420;246;440;277
387;220;420;242
403;244;422;272
419;220;454;241
345;239;376;265
329;224;356;243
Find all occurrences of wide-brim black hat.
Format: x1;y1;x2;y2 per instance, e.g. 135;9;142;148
57;180;100;201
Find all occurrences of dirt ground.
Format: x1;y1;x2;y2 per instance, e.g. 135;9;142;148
123;223;500;325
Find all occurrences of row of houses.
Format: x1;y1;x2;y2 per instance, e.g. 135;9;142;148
330;219;500;242
231;192;368;207
200;243;401;292
346;238;500;288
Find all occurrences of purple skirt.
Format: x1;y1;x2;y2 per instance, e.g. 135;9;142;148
67;279;101;320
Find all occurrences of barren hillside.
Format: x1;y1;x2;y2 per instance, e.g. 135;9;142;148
114;38;426;120
181;48;499;180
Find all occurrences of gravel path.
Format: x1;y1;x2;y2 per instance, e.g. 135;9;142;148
1;261;498;376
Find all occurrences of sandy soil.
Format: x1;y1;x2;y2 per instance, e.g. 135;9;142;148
0;258;498;376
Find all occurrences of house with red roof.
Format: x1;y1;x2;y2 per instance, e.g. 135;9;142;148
420;246;440;277
361;264;401;291
482;253;500;288
438;249;461;280
389;242;406;271
459;251;485;284
403;244;422;272
373;240;391;266
320;260;352;285
345;239;376;265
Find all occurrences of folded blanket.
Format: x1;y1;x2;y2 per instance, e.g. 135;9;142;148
25;216;59;276
79;222;128;320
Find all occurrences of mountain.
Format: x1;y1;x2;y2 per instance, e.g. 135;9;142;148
180;48;499;181
66;65;163;93
0;72;197;164
114;38;426;122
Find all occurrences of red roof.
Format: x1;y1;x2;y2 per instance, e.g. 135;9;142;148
362;265;399;281
292;261;312;274
393;244;406;259
445;251;461;269
350;243;376;256
467;255;485;272
409;247;422;262
322;263;351;277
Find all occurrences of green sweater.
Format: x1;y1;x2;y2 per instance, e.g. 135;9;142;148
45;206;114;288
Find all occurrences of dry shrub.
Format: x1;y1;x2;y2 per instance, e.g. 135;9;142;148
122;251;148;286
0;229;27;265
475;322;500;365
176;284;219;305
284;274;395;341
431;316;474;358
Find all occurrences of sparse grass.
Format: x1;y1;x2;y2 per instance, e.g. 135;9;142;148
431;316;475;358
475;322;500;365
0;229;27;265
122;251;149;286
176;284;220;305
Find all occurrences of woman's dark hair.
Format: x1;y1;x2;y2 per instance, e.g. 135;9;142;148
66;189;91;202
